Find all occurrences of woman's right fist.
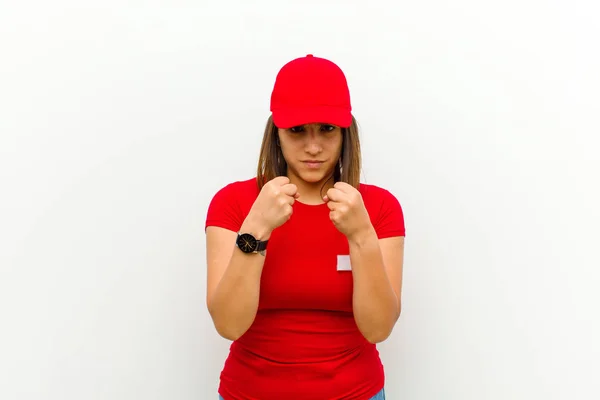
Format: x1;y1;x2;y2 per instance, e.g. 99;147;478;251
248;176;299;235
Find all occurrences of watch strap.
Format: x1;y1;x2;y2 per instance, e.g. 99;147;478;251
255;239;268;252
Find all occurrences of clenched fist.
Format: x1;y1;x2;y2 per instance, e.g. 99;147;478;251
323;182;372;241
246;176;299;238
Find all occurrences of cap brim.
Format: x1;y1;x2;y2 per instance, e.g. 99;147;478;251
272;106;352;129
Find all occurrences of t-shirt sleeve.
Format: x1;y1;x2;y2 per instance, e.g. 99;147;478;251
205;183;244;233
373;188;406;239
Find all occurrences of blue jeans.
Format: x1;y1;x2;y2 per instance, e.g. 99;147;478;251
219;388;385;399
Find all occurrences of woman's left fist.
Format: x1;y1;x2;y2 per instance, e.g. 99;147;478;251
324;182;372;240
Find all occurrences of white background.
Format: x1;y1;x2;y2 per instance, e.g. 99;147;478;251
1;1;599;399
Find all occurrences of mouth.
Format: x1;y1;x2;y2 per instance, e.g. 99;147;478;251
302;160;325;169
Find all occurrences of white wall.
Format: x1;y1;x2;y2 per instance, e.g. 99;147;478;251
1;1;599;399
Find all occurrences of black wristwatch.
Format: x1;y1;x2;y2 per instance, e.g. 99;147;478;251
236;232;268;255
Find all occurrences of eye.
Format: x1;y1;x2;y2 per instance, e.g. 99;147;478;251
289;126;305;133
320;124;336;132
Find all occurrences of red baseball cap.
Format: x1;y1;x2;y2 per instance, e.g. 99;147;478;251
270;54;352;128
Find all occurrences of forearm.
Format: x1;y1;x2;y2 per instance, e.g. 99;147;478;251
208;219;270;340
349;227;400;343
208;251;264;340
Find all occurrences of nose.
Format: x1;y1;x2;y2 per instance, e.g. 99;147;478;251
304;127;322;155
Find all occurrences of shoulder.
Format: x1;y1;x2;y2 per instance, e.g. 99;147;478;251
359;182;401;206
358;182;406;238
205;177;259;232
210;177;259;199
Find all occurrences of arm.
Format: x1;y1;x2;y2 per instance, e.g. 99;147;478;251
205;176;298;341
206;218;271;341
323;182;405;344
349;228;405;343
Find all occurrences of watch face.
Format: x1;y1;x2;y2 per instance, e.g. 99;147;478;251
237;233;257;253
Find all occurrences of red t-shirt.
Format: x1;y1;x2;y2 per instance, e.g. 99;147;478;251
205;177;406;400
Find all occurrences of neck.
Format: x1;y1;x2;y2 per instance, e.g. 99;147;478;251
288;173;335;205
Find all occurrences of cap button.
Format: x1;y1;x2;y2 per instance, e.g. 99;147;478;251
306;54;313;57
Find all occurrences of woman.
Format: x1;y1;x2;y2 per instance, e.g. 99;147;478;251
205;54;405;400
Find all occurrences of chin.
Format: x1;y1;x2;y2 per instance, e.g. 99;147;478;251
289;162;336;184
297;170;333;184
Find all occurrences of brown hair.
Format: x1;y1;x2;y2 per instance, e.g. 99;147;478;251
256;115;362;191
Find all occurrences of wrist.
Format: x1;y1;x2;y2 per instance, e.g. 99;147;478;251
240;215;272;240
348;225;377;247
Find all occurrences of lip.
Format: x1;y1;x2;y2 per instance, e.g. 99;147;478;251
302;160;324;169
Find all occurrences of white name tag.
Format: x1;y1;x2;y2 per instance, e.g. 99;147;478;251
336;255;352;271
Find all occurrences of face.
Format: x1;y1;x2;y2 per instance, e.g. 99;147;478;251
278;123;343;186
